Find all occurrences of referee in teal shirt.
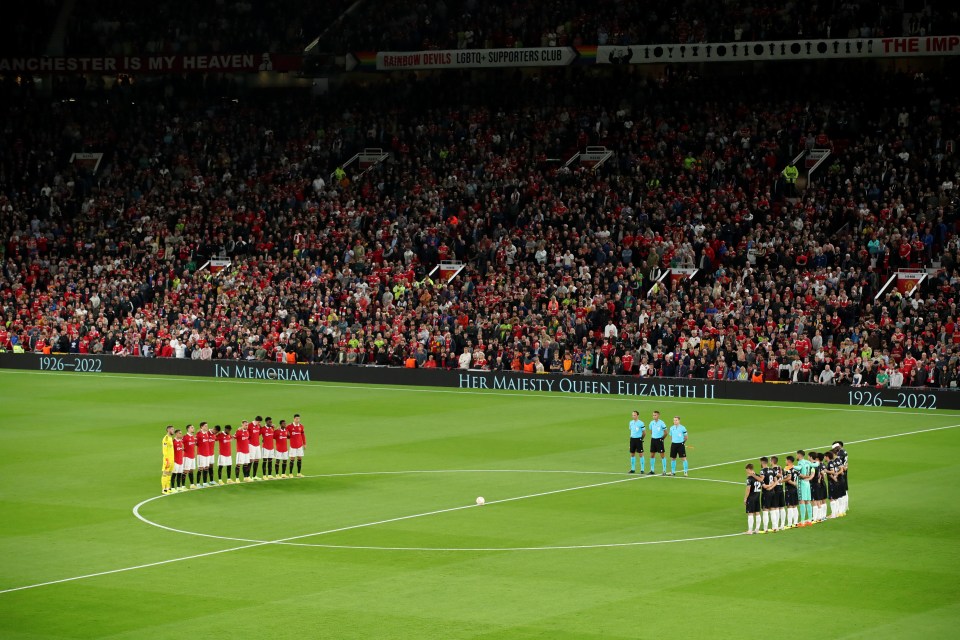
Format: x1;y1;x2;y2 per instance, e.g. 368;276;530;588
647;410;668;475
669;416;689;476
628;411;646;474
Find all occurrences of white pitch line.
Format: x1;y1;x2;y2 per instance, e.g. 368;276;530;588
5;469;694;594
2;368;959;418
2;497;501;596
294;468;628;479
132;469;743;547
271;532;750;552
4;422;960;594
132;469;741;550
650;475;741;486
0;542;272;595
691;422;960;473
131;470;669;545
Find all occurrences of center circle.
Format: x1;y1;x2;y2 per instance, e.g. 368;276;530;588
134;469;742;551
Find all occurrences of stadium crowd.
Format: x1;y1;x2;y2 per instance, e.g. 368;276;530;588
65;0;353;56
2;63;960;389
40;0;960;57
1;1;63;56
337;0;922;52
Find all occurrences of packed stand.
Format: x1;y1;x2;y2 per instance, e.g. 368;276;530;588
54;1;960;58
1;1;64;56
2;64;960;390
65;0;354;55
336;0;947;52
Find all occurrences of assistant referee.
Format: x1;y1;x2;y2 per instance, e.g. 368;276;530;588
628;411;646;474
669;416;688;476
647;410;667;475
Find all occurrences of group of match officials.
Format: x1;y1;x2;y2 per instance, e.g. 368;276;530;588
744;442;849;534
160;415;307;494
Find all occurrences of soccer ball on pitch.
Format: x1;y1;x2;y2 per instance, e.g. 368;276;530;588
476;496;485;506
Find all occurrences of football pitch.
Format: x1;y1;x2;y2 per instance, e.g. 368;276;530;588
2;370;959;639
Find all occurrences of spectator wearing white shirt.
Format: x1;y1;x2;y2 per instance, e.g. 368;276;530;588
818;366;835;385
889;368;904;388
604;321;618;339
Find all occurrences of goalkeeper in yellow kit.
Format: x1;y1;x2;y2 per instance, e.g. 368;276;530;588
161;425;175;494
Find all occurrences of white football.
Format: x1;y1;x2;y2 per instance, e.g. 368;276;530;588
476;496;485;506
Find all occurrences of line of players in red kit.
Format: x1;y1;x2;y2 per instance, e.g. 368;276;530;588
165;414;307;493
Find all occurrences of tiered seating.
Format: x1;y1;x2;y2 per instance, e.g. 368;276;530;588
1;66;958;388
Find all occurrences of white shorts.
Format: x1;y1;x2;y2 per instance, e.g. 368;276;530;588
174;462;184;473
198;455;214;467
249;445;262;460
235;452;251;465
218;454;233;466
289;447;304;458
183;457;196;471
275;450;289;460
261;448;275;458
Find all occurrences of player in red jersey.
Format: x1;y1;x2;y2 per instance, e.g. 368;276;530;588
214;425;233;485
288;414;307;477
274;419;290;478
182;424;198;489
260;417;276;479
196;422;216;487
249;416;263;481
172;429;186;493
232;421;252;483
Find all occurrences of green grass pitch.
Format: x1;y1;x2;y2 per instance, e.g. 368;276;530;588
2;370;959;639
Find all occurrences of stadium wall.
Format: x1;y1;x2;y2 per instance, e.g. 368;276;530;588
1;353;956;411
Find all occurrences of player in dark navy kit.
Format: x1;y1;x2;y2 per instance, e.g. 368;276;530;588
758;457;781;533
770;455;787;531
744;464;763;534
834;450;848;515
824;450;847;518
833;441;849;512
782;456;800;528
810;452;827;523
